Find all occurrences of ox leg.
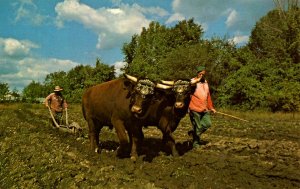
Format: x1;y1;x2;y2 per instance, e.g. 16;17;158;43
162;133;179;157
87;118;101;153
129;126;143;162
130;134;139;162
159;116;179;157
112;120;129;158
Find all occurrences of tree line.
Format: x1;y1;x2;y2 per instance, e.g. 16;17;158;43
1;4;299;112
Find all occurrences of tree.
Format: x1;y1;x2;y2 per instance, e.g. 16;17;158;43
122;19;204;80
0;83;9;99
64;58;115;102
43;71;68;93
241;2;300;112
89;58;115;86
249;3;300;64
216;58;268;110
22;81;46;102
157;43;210;80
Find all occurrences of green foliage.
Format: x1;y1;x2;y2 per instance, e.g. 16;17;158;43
123;19;204;80
158;44;210;80
63;59;115;102
0;82;9;98
202;37;241;96
249;7;300;64
217;57;300;112
264;62;300;112
44;71;68;93
22;81;47;102
217;62;267;110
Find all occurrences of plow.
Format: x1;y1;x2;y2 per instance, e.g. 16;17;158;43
48;106;83;135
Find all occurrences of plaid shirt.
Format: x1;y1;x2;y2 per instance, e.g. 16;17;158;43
45;93;67;112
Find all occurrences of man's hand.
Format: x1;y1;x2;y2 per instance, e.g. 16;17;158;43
190;77;200;83
211;109;217;114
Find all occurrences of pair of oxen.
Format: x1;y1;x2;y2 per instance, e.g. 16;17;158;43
82;74;198;161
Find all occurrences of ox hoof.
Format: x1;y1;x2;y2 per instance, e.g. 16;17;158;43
172;149;179;157
116;147;127;157
95;148;100;153
130;156;137;162
173;151;179;157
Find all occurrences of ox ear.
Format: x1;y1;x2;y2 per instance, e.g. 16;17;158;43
123;79;134;90
123;79;135;99
123;74;138;95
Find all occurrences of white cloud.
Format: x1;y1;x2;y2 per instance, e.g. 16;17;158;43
169;0;274;35
55;0;168;49
230;34;249;45
13;0;47;25
0;38;38;58
166;13;185;24
133;4;168;17
171;0;227;23
0;37;79;91
0;57;79;91
113;61;127;77
226;9;238;28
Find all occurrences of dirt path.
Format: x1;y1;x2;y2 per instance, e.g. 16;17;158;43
0;104;299;188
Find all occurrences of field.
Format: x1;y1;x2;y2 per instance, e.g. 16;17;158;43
0;103;299;189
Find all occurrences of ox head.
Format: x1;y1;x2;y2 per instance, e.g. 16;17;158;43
124;74;157;118
161;79;197;109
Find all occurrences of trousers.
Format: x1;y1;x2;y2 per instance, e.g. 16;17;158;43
189;111;212;144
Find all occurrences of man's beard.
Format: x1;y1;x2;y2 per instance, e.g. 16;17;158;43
200;77;205;83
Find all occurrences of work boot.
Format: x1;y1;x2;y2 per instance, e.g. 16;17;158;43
193;141;201;148
192;133;201;148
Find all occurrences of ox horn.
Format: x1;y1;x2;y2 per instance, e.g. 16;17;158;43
124;74;138;82
156;83;173;89
161;80;175;86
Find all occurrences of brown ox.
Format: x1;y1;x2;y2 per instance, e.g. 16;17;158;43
82;74;159;157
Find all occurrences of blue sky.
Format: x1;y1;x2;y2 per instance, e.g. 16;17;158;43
0;0;275;91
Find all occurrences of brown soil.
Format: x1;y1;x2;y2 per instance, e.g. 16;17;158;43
0;103;299;189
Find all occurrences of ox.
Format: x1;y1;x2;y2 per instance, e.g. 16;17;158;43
129;79;197;160
82;74;161;157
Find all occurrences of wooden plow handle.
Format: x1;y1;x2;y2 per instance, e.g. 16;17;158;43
47;106;60;128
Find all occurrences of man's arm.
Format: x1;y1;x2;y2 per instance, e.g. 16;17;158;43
44;93;53;107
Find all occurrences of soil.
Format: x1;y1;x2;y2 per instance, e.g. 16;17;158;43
0;103;299;189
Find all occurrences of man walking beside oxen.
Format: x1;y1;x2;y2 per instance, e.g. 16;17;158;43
189;66;216;148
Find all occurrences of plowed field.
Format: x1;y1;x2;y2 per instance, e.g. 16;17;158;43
1;103;299;189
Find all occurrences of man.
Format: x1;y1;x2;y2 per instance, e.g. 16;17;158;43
189;66;216;148
45;86;68;126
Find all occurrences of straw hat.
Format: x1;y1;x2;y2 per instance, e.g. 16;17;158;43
54;86;63;92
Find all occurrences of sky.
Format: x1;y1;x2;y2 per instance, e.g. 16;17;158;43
0;0;275;92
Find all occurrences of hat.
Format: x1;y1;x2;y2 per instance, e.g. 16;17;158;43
54;86;63;92
196;66;206;72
